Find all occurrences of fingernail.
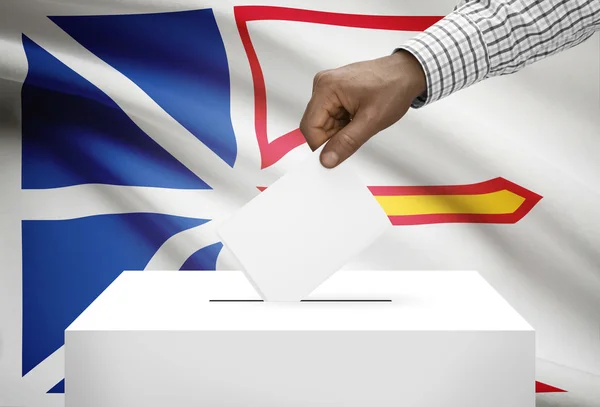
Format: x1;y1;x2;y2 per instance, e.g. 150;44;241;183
321;152;339;168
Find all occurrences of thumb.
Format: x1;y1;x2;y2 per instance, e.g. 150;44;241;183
320;112;378;168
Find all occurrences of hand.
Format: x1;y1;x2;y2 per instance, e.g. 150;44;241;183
299;50;426;168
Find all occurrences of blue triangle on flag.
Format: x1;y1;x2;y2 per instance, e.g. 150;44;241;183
47;379;65;394
50;8;238;167
22;213;207;376
180;242;223;270
21;35;209;190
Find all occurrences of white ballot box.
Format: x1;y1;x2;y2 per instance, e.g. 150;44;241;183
65;270;535;407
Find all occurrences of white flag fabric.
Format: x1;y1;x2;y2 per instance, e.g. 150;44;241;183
0;0;598;405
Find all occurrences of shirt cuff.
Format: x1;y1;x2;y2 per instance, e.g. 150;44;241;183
394;11;490;108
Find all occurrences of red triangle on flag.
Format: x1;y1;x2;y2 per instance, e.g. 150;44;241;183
536;381;566;393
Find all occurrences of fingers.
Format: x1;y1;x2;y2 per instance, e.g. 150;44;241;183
312;70;328;93
299;103;329;151
301;69;375;164
320;111;378;168
300;74;336;151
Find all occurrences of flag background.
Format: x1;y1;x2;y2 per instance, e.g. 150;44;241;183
0;0;598;406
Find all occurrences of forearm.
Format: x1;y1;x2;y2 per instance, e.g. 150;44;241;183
398;0;600;108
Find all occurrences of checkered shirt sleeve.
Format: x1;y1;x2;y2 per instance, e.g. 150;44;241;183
397;0;600;108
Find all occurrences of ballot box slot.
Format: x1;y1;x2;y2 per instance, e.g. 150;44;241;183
209;299;392;302
302;299;392;302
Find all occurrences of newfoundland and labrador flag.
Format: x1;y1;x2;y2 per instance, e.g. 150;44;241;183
0;0;598;406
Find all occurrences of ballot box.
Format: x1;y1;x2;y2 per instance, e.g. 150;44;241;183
65;270;535;407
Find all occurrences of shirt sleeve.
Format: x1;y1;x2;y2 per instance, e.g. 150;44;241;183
397;0;600;108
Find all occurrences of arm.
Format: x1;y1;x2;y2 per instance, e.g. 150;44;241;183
300;0;600;168
399;0;600;107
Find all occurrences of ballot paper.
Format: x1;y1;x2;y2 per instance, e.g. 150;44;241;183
217;148;391;301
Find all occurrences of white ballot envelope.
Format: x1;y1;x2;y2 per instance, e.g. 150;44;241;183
217;147;391;301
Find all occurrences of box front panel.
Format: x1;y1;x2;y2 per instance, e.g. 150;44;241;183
66;329;534;407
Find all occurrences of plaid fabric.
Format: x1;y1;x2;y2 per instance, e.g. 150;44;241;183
398;0;600;108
